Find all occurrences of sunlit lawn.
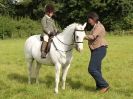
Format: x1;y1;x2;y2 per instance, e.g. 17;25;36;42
0;35;133;99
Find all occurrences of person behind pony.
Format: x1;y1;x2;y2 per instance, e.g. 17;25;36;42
40;4;58;58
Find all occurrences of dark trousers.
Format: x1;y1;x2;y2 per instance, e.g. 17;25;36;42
88;46;109;89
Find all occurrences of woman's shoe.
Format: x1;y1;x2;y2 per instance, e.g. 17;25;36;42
100;86;109;93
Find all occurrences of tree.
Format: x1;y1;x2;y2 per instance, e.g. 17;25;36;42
0;0;133;31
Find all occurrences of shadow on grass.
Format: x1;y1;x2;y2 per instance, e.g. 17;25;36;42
42;75;95;92
8;73;27;84
7;73;55;86
40;75;55;88
41;75;96;92
67;77;96;92
7;73;96;92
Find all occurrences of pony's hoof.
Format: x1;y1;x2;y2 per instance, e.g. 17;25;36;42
62;86;65;90
54;89;58;94
28;81;31;84
36;81;39;84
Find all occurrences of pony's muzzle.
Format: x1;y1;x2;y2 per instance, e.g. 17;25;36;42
75;44;83;52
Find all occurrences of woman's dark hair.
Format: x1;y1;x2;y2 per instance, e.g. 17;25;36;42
44;4;55;13
87;12;99;22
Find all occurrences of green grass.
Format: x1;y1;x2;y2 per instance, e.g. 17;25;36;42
0;36;133;99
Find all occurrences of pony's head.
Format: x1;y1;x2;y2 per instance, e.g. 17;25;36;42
74;23;86;52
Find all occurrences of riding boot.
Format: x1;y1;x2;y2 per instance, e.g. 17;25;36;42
41;41;48;58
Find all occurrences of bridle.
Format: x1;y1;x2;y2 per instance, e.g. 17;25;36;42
55;29;85;46
53;29;85;52
73;29;85;44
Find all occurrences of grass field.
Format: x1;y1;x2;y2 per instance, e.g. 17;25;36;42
0;36;133;99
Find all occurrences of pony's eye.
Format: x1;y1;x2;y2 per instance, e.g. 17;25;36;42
76;36;79;39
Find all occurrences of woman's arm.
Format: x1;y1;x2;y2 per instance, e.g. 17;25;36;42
84;35;95;40
84;26;101;40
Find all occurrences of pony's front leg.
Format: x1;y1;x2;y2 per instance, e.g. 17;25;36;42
35;61;41;84
27;59;33;84
62;64;70;90
55;63;61;94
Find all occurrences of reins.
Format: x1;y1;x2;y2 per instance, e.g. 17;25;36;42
52;29;85;52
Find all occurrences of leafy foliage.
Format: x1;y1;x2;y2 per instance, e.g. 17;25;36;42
0;16;41;38
0;0;133;35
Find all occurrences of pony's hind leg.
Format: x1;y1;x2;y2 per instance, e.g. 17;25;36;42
35;61;41;84
62;64;70;90
27;58;34;84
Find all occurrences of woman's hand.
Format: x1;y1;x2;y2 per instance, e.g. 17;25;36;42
84;35;95;40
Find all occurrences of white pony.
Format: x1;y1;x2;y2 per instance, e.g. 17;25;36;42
24;23;86;94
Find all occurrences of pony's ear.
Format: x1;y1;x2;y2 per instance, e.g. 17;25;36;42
83;22;87;29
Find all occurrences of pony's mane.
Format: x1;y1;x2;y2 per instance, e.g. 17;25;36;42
62;23;81;33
